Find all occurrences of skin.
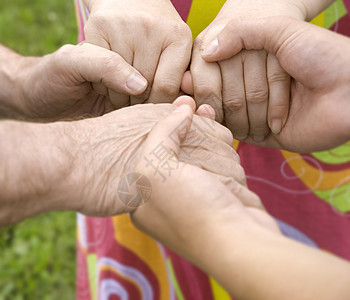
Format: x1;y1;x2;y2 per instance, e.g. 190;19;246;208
131;102;350;300
83;0;192;108
187;0;335;140
202;16;350;152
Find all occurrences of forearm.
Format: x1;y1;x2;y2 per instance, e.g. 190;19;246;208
222;0;335;20
0;120;76;226
196;216;350;299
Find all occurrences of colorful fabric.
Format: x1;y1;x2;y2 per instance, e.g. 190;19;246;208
75;1;350;299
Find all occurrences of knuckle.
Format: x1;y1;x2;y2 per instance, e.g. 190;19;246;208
53;44;75;67
153;80;179;97
193;33;206;50
88;10;109;28
195;86;218;101
245;89;268;104
224;97;245;112
268;71;290;83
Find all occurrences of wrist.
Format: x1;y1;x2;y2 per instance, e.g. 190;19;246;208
222;0;306;20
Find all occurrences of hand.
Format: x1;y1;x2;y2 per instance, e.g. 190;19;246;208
130;101;279;260
13;43;147;121
63;97;244;216
202;17;350;152
188;0;307;140
130;100;350;300
83;0;192;107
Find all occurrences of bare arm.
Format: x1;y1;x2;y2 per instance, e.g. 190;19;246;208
0;120;75;226
295;0;336;21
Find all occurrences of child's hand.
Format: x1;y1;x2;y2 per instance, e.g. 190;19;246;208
188;0;306;141
83;0;192;108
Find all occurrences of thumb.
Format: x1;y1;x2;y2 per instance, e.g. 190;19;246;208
67;43;148;95
201;16;299;62
180;71;194;95
140;104;193;164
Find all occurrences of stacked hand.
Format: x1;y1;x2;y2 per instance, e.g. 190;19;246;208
202;17;350;152
83;0;192;107
11;43;148;121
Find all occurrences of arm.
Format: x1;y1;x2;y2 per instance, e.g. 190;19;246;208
293;0;336;21
0;120;76;226
197;215;350;300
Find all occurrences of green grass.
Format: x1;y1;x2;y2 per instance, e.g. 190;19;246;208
0;0;78;299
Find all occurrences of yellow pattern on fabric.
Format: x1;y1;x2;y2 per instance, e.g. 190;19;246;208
186;0;226;39
209;276;231;299
87;254;97;300
112;214;170;300
281;151;350;191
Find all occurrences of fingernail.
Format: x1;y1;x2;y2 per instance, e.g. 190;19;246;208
270;119;282;135
253;135;265;142
126;73;147;93
202;39;219;57
235;135;248;141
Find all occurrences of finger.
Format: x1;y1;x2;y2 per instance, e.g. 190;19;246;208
219;53;249;140
146;40;192;104
65;43;147;97
140;105;194;162
173;95;196;112
244;50;270;141
181;126;238;163
130;45;162;105
179;150;245;183
191;114;234;147
201;16;337;88
181;71;194;95
191;38;223;123
196;104;215;120
83;25;133;108
267;53;290;134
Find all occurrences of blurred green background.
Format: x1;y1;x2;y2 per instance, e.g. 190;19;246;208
0;0;78;299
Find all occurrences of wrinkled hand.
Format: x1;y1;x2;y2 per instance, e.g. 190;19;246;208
203;17;350;152
130;102;279;262
14;43;147;122
187;0;306;140
84;0;192;108
64;97;244;216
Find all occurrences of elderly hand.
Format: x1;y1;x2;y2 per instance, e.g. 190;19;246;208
203;17;350;152
83;0;192;108
11;43;147;122
187;0;309;140
1;97;242;225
